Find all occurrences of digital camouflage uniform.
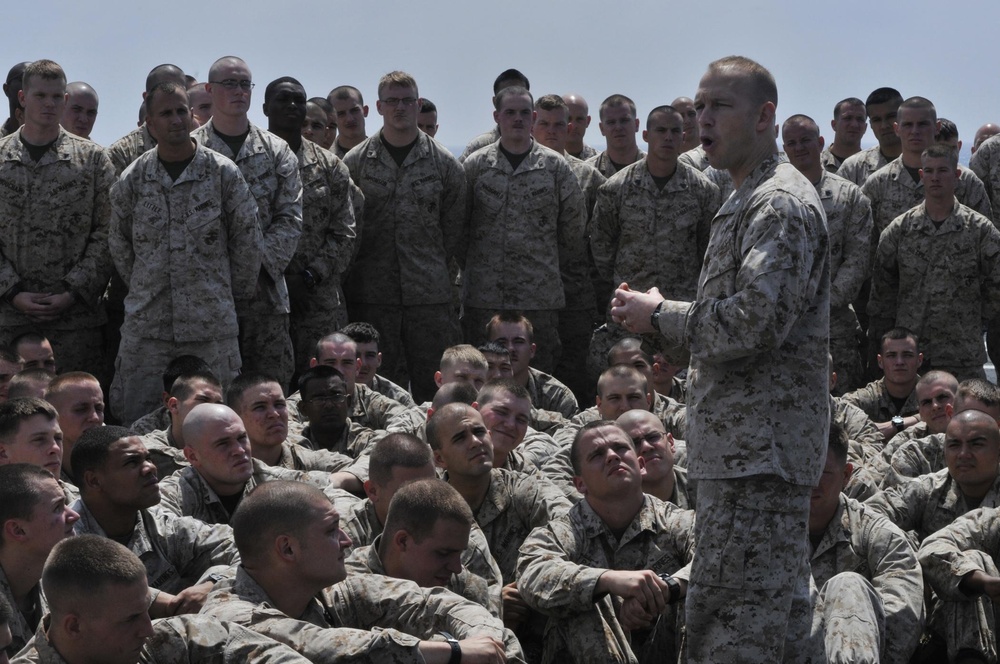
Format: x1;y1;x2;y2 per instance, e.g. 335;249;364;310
869;200;1000;380
106;123;155;176
458;126;499;163
192;120;303;389
809;495;924;664
584;148;646;179
345;537;496;617
286;139;356;374
918;505;1000;662
678;145;734;198
0;564;46;658
287;383;416;433
370;373;416;407
156;460;332;525
267;439;356;473
651;154;830;663
814;170;873;395
843;378;919;424
138;426;189;479
499;428;561;475
820;146;848;174
109;142;262;423
463;467;573;584
202;566;526;663
298;420;383;459
525;367;579;419
71;500;239;596
569;143;599;161
13;614;313;664
678;145;710;171
866;468;1000;546
837;145;889;187
462;141;594;375
832;395;885;453
129;405;171;436
0;127;114;379
881;433;946;489
343;129;466;403
516;495;695;664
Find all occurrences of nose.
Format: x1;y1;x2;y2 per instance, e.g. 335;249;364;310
447;553;464;575
65;506;80;524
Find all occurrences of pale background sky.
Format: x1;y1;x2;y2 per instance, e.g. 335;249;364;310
8;0;999;163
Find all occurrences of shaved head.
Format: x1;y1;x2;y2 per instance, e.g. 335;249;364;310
145;64;185;94
616;409;663;432
181;403;241;450
209;56;249;81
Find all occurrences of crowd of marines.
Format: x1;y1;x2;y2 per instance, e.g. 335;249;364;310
1;50;1000;664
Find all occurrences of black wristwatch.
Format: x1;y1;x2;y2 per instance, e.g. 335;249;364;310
892;415;905;432
650;301;665;330
439;631;461;664
658;573;681;604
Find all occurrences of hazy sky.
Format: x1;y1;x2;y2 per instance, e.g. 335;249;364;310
10;0;1000;162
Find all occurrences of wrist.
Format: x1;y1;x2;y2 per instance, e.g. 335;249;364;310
439;631;461;664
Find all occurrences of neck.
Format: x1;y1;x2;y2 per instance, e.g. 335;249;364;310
20;122;59;145
884;376;917;399
170;422;185;449
447;470;492;511
901;149;923;169
337;133;365;151
252;442;283;467
84;496;139;540
514;368;530;387
382;125;418;147
156;138;195;163
586;491;643;534
959;476;997;505
643;471;676;504
729;140;777;189
212;114;249;136
829;141;860;159
493;448;510;470
269;126;301;153
645;156;677;179
606;143;638;164
243;565;317;621
925;195;955;222
0;551;42;608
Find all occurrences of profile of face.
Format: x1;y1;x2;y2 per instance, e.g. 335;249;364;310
17;476;79;558
695;68;770;176
295;498;353;587
393;517;469;588
70;577;155;664
90;437;161;510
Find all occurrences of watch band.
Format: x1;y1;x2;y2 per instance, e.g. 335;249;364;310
658;573;681;603
649;301;665;330
440;631;461;664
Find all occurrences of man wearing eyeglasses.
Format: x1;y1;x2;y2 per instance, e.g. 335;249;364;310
192;56;303;394
343;70;466;405
295;364;383;458
617;409;694;508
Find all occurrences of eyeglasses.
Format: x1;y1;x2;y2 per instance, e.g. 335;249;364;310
211;79;255;91
380;97;417;107
307;392;349;406
630;431;665;447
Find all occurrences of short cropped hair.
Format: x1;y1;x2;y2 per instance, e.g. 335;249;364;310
231;481;331;563
42;535;146;613
955;379;1000;412
22;59;66;92
646;105;679;125
865;87;903;111
597;365;648;397
7;370;53;400
297;365;345;401
936;118;958;143
782;114;820;137
380;479;473;552
706;56;777;107
431;383;479;411
315;332;354;357
570;420;624;475
440;345;487;371
898;96;936;119
328;85;364;105
827;420;848;466
833;97;865;120
485;311;533;342
70;425;131;481
309;97;333;114
426;402;470;451
145;81;186;113
607;337;654;368
44;371;99;401
534;94;566;113
378;71;417;97
419;99;437;114
0;397;56;443
341;322;381;347
916;371;959;394
494;86;532;111
922;143;958;168
477;341;509;359
477;379;530;408
226;373;281;411
0;464;54;546
368;433;433;486
880;327;919;353
162;355;213;393
169;371;221;401
599;94;637;121
493;69;529;94
263;76;303;106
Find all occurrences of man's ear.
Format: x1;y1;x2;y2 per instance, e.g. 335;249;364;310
572;475;588;495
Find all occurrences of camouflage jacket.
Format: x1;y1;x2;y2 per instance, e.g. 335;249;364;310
370;373;416;407
678;145;710;171
107;122;155;176
653;155;830;484
110;143;262;342
0;127;114;329
462;140;593;311
71;501;239;594
569;143;599;161
458;126;500;163
139;427;190;479
270;439;356;473
129;405;171;436
157;460;331;525
810;495;924;664
0;564;45;658
970;134;1000;217
843;378;919;424
565;153;606;229
820;146;847;174
837;145;888;187
585;148;647;179
526;367;579;419
343;129;466;305
192;120;302;316
590;160;720;304
882;433;946;489
287;383;416;433
868;201;1000;368
918;505;1000;601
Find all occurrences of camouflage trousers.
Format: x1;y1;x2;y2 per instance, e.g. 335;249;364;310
685;477;823;663
111;335;241;425
1;323;105;384
813;572;884;663
463;307;561;376
238;313;295;393
349;302;460;404
289;280;348;377
830;334;864;397
930;550;998;663
555;307;597;405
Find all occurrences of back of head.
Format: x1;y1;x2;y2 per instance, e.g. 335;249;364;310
865;87;903;109
231;480;329;563
7;369;52;400
71;425;131;483
368;433;433;486
0;397;56;443
42;535;146;613
0;463;55;546
145;64;186;94
381;479;472;546
431;382;479;411
955;379;1000;414
163;355;214;393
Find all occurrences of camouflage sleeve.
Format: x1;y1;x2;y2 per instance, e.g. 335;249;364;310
888;442;933;481
363;391;416;431
259;142;304;286
222;162;264;300
863;481;925;535
866;219;902;326
696;180;722;260
556;161;596;311
465;523;504;618
516;519;609;616
142;615;313;663
589;179;622;303
517;472;573;528
918;506;1000;601
439;153;468;267
200;588;424;663
965;171;994;222
64;149;115;304
979;221;1000;322
157;512;242;576
109;173;136;285
303;157;356;284
831;188;873;309
153;475;185;517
